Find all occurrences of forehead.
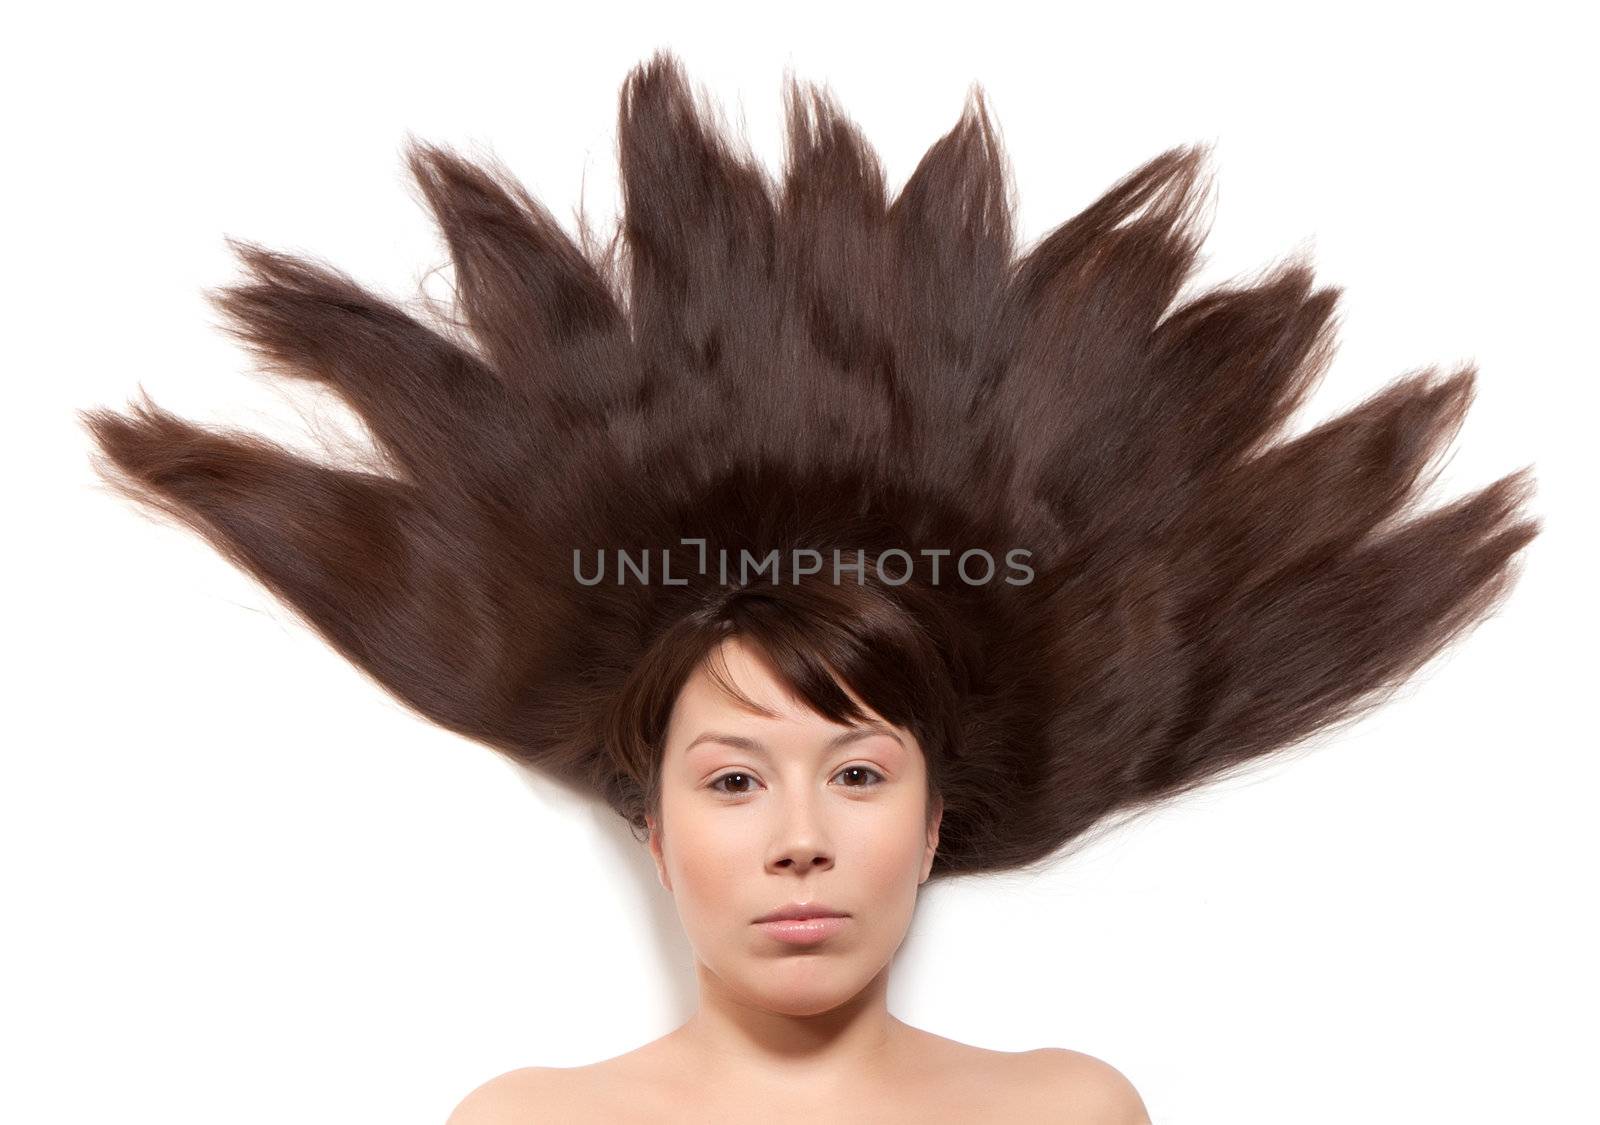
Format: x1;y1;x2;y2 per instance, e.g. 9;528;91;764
665;636;898;745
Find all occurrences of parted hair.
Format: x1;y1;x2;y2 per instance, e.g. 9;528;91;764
79;50;1539;880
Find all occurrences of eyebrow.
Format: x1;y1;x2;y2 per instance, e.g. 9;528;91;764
683;722;904;758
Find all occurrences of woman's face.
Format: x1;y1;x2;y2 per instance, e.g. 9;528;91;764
646;635;942;1018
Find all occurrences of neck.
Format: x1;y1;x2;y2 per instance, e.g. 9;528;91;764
671;958;907;1088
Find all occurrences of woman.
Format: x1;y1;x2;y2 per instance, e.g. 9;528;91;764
452;626;1153;1122
78;49;1537;1122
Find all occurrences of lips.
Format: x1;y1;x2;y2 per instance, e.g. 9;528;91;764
754;902;849;923
756;915;849;945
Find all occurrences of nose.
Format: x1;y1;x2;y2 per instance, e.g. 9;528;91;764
766;788;834;873
770;847;833;872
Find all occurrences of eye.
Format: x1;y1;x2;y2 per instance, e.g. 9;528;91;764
707;765;886;796
709;771;758;796
834;765;885;788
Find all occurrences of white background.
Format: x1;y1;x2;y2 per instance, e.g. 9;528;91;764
5;3;1595;1122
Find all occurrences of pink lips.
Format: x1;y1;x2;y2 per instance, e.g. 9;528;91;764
753;903;850;945
756;916;850;944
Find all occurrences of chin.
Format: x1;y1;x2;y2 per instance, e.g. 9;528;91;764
753;986;861;1018
735;957;884;1015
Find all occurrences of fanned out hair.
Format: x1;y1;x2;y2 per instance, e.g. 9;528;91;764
79;50;1539;880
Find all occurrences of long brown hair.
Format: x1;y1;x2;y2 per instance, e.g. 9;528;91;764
78;49;1539;880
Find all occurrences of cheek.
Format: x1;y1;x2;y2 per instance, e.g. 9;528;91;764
659;800;747;913
854;807;932;895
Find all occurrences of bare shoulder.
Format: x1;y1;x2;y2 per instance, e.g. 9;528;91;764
896;1029;1149;1122
1020;1048;1152;1124
445;1065;572;1124
446;1048;672;1124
